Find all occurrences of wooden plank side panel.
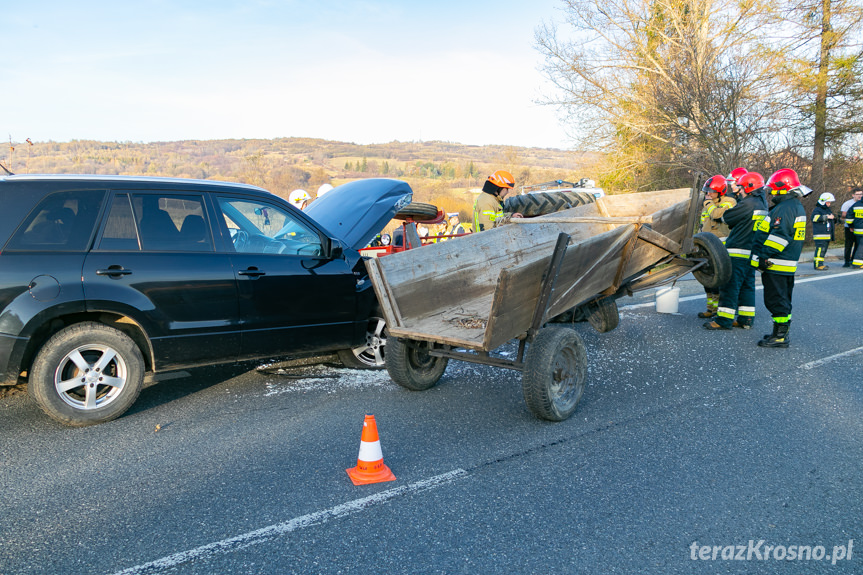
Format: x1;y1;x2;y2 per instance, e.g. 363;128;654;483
483;225;637;350
483;259;548;350
375;221;567;324
601;188;690;218
545;225;638;318
364;256;403;328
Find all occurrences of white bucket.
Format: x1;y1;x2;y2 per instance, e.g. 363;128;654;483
655;286;680;314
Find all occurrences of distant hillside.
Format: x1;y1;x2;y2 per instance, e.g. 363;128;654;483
2;137;605;222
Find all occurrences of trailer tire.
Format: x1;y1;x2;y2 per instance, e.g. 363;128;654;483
586;297;619;333
691;232;732;289
522;326;587;421
394;202;439;222
504;191;596;217
386;337;448;391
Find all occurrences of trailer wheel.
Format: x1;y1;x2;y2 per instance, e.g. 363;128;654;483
503;191;596;218
691;232;732;289
386;337;449;391
522;326;587;421
586;297;619;333
394;202;439;222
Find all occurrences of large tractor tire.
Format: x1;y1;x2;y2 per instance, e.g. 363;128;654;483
504;191;596;217
394;202;439;221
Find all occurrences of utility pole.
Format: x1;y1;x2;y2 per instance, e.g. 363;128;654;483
8;135;13;172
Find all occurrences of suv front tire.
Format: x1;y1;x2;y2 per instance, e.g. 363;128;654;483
28;322;145;426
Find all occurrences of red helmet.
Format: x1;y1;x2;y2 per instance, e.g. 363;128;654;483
703;174;727;196
737;172;764;193
726;167;748;184
765;168;801;195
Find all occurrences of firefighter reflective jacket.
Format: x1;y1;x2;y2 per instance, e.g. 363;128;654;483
721;187;769;260
849;200;863;236
473;192;503;232
699;196;737;238
750;194;806;275
811;203;835;241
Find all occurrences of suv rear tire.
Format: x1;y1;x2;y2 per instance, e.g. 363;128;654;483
28;322;145;427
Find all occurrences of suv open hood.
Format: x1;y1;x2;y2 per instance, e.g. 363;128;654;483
305;178;413;251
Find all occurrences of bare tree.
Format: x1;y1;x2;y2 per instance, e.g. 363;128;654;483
764;0;863;193
536;0;785;189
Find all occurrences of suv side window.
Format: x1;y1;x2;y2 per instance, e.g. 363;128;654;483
5;190;105;252
98;194;139;251
218;197;322;256
130;194;213;252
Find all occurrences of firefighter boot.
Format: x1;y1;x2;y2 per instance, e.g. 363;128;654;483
758;322;790;348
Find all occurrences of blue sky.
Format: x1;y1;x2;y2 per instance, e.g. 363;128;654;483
5;0;573;149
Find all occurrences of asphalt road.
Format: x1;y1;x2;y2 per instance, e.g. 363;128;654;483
1;265;862;574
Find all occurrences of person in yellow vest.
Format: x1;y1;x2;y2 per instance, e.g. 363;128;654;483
697;174;737;318
473;170;522;231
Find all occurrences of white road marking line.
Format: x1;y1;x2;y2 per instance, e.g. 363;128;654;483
621;269;863;311
800;346;863;370
109;469;469;575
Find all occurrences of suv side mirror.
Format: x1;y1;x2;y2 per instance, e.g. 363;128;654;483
325;238;344;259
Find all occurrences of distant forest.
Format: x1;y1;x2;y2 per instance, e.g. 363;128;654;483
2;137;604;220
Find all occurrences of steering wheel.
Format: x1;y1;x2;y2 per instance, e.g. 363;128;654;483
232;230;249;252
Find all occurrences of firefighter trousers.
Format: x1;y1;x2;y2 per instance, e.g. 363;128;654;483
761;272;794;323
813;240;829;268
716;257;756;328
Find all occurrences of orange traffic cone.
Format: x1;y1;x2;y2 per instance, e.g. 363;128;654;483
346;414;396;485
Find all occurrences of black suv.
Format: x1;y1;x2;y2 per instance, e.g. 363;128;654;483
0;175;412;426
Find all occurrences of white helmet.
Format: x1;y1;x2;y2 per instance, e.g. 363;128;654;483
317;183;334;198
818;192;835;205
289;189;310;208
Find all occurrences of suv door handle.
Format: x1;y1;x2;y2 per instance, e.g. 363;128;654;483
238;267;266;277
96;267;133;277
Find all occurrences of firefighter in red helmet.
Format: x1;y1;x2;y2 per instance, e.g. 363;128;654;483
697;175;737;319
703;172;768;331
750;168;811;348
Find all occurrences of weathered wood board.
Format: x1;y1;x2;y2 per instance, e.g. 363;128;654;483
366;187;693;350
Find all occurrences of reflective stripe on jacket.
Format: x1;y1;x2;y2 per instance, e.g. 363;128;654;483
750;194;806;275
811;203;834;241
722;187;768;258
473;192;503;232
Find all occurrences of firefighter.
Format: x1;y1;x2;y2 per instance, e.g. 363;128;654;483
697;174;737;318
703;171;768;330
725;167;748;201
289;189;310;210
848;193;863;267
473;170;521;231
750;168;811;348
811;193;836;270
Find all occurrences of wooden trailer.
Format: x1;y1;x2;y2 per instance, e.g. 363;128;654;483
364;185;730;421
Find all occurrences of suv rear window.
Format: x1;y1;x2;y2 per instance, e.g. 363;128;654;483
5;190;105;252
